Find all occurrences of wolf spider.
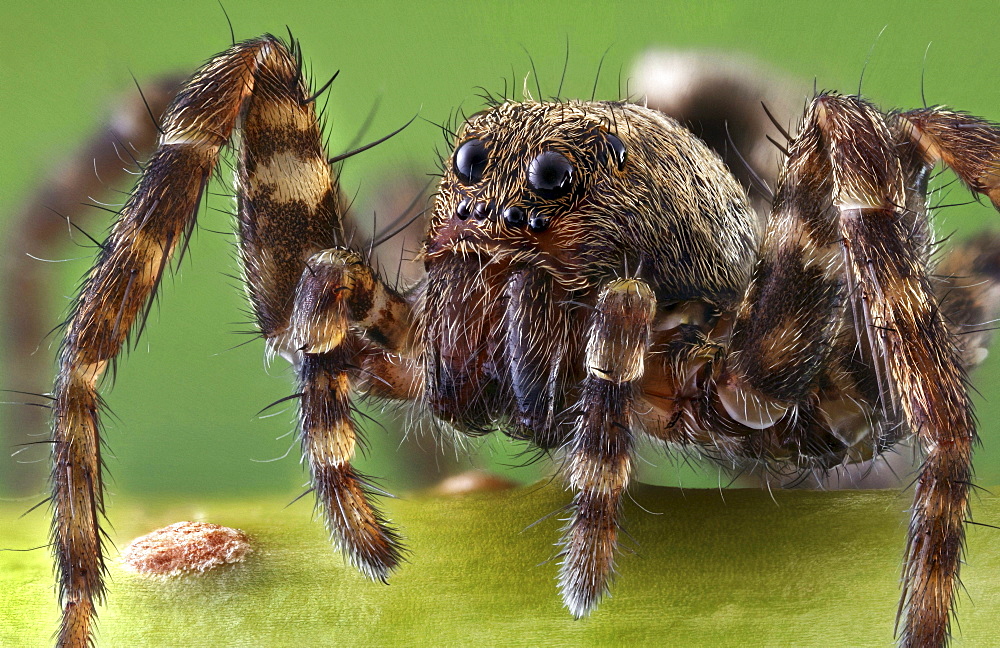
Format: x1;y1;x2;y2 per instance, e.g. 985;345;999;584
48;35;1000;647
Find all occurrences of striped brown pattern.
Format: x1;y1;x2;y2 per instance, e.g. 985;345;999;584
298;350;404;580
52;38;277;646
49;36;370;647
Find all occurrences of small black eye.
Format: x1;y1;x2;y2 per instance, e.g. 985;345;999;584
603;132;627;170
527;151;574;198
453;138;488;185
528;213;550;233
502;206;527;227
456;198;472;220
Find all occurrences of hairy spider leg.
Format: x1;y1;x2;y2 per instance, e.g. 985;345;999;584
559;278;656;617
888;105;1000;647
721;95;1000;647
724;101;846;406
640;92;870;471
291;249;413;579
52;38;266;647
751;94;1000;648
50;35;411;647
633;93;1000;648
233;38;413;582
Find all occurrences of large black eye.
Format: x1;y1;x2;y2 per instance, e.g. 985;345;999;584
453;138;488;185
602;132;627;170
527;151;574;198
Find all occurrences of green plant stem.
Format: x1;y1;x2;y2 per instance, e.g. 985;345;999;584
3;483;999;647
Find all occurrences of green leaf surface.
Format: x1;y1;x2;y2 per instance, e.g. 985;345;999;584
4;483;1000;646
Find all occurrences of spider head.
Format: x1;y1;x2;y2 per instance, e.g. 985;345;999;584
422;100;759;301
422;100;633;291
418;100;759;439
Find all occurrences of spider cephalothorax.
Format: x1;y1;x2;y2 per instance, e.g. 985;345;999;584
419;100;757;444
45;35;1000;648
426;101;757;297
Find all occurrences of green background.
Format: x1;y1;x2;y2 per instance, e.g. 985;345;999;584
2;2;999;500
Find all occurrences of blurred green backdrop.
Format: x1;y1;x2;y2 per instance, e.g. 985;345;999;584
2;0;999;506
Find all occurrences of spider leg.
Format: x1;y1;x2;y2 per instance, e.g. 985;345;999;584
564;108;859;612
722;96;846;410
883;106;1000;646
234;46;344;348
230;33;415;578
639;94;999;645
653;117;867;480
807;95;1000;647
899;108;1000;211
559;278;656;617
50;35;415;646
898;108;1000;370
290;248;412;578
52;38;288;646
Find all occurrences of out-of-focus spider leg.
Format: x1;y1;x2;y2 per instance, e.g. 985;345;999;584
3;77;179;494
290;249;412;578
51;35;410;647
932;231;1000;370
559;278;656;617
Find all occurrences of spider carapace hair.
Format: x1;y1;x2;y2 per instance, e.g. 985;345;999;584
421;100;757;442
47;35;1000;647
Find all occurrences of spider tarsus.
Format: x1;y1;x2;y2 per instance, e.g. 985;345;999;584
313;463;405;582
557;489;619;619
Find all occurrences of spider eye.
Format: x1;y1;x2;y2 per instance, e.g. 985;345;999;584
602;132;627;170
527;151;574;198
453;138;488;185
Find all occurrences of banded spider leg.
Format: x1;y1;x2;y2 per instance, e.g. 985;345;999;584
556;94;1000;648
50;36;409;646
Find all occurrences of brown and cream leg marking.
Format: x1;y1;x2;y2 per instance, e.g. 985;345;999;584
291;249;413;577
823;95;976;648
52;39;271;647
722;99;847;415
235;41;417;583
727;95;1000;647
51;36;410;646
559;278;656;617
641;97;857;459
886;105;1000;647
633;94;999;646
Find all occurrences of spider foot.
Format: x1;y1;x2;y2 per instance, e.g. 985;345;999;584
299;349;406;582
314;463;405;581
558;488;620;618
